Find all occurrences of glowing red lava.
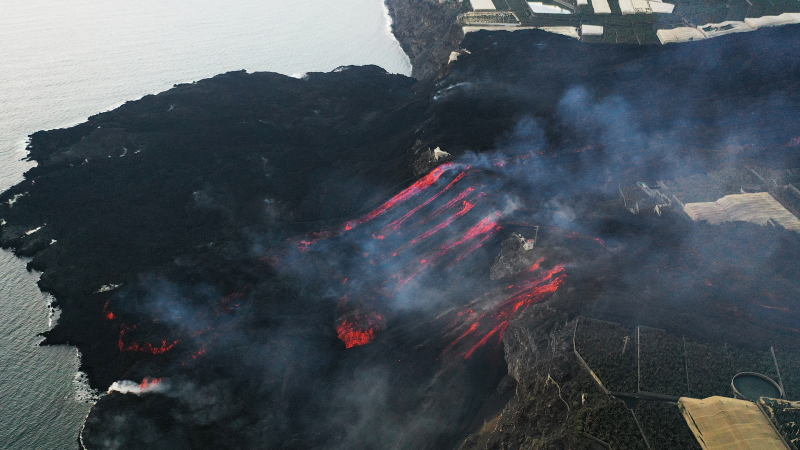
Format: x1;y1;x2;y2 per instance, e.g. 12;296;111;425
449;264;567;359
528;257;545;272
437;214;500;257
138;377;162;390
118;326;178;355
419;187;478;226
345;162;461;230
337;315;383;348
381;169;472;236
414;200;475;244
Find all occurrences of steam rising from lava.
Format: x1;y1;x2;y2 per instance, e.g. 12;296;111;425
108;377;169;395
278;146;574;356
81;30;800;448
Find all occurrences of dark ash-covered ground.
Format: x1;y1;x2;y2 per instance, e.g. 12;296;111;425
2;26;800;449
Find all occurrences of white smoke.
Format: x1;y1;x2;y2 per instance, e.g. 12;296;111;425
108;378;169;395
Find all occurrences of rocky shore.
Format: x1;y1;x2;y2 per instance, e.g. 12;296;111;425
385;0;467;80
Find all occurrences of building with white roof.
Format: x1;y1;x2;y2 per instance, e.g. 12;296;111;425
581;24;604;35
656;27;706;43
590;0;612;14
744;13;800;29
470;0;497;10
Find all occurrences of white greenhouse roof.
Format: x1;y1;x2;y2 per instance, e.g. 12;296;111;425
528;2;572;14
471;0;497;10
745;13;800;28
581;24;604;35
648;2;674;13
656;27;706;44
590;0;612;14
538;26;581;38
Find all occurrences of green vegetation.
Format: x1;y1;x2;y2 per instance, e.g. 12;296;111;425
635;401;702;450
475;0;800;45
639;327;689;397
727;346;778;380
762;399;800;450
775;348;800;400
579;398;648;449
664;0;800;27
461;11;521;24
574;318;638;393
685;339;732;399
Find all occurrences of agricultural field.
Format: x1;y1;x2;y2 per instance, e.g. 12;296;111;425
469;0;800;46
638;326;689;397
574;318;638;393
726;346;778;380
661;0;800;27
685;340;733;399
635;401;702;450
577;398;648;450
775;348;800;400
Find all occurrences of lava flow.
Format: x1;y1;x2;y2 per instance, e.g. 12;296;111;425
108;377;168;395
345;162;462;230
449;264;567;359
278;157;564;360
380;169;473;236
337;314;384;348
118;325;179;355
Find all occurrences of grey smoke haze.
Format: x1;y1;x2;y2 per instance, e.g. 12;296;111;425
81;28;800;449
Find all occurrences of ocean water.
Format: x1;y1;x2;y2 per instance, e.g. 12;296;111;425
0;1;410;448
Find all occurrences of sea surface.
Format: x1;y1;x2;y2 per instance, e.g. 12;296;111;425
0;1;410;448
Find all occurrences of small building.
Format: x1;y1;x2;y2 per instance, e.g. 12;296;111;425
656;27;706;44
538;26;580;39
581;24;604;36
618;0;673;14
679;396;791;450
683;192;800;232
648;1;674;13
745;13;800;29
470;0;497;10
590;0;612;14
528;1;572;14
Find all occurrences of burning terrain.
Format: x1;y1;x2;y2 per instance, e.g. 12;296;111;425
4;24;800;450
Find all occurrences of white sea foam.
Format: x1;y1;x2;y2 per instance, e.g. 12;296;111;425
47;297;61;329
73;368;103;404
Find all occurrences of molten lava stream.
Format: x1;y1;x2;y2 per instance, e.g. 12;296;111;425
389;191;483;259
118;325;179;355
449;265;567;360
436;214;501;258
418;187;481;226
337;314;383;348
379;169;473;238
394;212;502;288
138;377;161;389
418;200;476;242
345;162;462;231
291;164;467;252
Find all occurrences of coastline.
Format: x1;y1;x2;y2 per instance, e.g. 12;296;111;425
4;2;800;447
384;0;467;79
0;1;416;447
